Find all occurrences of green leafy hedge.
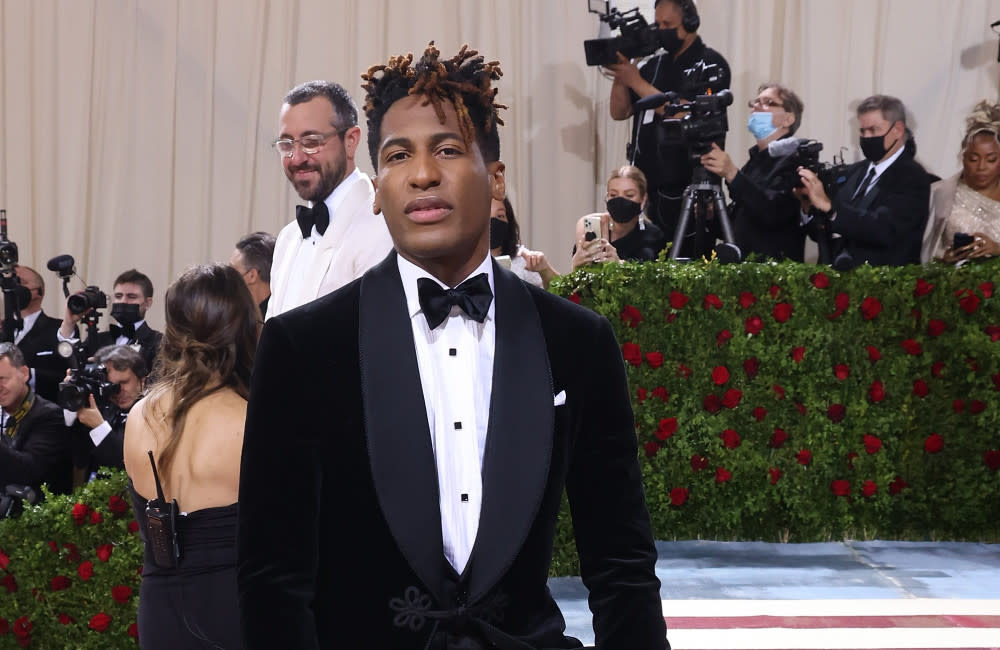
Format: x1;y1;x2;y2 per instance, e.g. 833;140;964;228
549;259;1000;572
0;471;142;648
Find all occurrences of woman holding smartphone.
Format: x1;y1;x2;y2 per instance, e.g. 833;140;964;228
571;165;666;270
123;264;258;649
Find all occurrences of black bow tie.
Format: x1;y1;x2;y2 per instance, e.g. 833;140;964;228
296;202;330;238
114;322;137;339
417;273;493;330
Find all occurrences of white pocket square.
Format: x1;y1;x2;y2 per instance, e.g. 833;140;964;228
553;390;567;406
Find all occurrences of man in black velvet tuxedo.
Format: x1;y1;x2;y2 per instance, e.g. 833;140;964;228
797;94;930;267
238;44;668;649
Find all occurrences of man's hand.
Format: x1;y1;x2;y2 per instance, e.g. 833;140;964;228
606;52;643;89
797;168;832;213
77;394;105;429
59;304;88;339
700;143;739;183
521;249;551;274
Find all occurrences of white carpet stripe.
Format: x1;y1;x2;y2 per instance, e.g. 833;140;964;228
662;598;1000;617
668;627;1000;649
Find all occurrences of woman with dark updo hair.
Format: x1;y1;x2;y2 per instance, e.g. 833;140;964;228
123;263;258;649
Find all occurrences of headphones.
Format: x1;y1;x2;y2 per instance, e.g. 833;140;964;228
676;0;700;34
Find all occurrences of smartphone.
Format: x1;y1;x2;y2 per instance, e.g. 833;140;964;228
583;216;603;242
953;232;975;249
495;254;512;270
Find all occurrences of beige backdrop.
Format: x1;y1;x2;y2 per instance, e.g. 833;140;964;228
1;0;998;330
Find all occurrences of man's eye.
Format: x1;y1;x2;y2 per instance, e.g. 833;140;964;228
385;151;408;162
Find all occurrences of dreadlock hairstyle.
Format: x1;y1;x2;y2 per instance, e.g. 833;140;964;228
361;42;506;170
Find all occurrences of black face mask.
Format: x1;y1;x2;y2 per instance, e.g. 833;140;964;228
658;27;684;53
607;197;643;223
490;218;510;250
110;303;141;325
859;122;899;163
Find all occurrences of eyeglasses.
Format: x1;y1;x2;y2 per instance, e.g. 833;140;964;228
271;130;344;158
748;97;784;110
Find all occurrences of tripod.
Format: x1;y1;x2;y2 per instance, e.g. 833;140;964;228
669;165;740;262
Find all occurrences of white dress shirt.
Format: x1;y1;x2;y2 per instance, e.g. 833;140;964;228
13;310;41;345
397;254;496;575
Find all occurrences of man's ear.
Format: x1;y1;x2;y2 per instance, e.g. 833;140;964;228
371;174;381;214
343;125;362;159
489;161;506;201
245;268;259;284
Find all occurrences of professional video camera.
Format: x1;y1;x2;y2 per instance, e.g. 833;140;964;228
57;361;120;412
0;209;29;343
584;0;665;66
0;484;41;520
769;139;851;196
659;88;733;163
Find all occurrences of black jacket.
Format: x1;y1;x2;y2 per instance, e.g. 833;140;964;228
728;143;805;262
0;394;71;494
14;311;69;402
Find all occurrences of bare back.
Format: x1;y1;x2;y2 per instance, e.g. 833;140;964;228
123;387;247;513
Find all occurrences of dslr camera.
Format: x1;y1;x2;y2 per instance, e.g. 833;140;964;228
659;87;733;163
772;139;850;196
68;285;107;315
584;0;664;66
57;362;121;412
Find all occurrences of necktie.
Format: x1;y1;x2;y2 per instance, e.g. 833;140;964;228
852;167;876;200
417;273;493;330
296;202;330;238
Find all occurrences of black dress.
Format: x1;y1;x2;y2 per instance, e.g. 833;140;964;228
129;483;242;649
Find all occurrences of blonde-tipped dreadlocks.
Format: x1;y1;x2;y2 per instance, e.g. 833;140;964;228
361;42;507;169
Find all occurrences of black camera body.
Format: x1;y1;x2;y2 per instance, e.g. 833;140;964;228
659;88;733;163
68;285;108;315
584;1;663;66
774;139;851;196
0;484;41;520
58;362;121;412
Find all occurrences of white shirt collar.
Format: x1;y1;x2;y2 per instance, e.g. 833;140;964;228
397;254;495;323
866;143;906;183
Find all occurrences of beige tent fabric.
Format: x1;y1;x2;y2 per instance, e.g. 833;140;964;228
1;0;998;330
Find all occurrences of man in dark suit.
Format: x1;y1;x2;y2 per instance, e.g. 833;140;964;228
0;342;71;495
10;266;67;402
238;44;668;649
797;94;930;267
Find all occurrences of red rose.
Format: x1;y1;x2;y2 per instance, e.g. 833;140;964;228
769;428;788;448
752;407;767;422
128;520;139;534
831;479;851;497
860;296;882;320
47;540;58;554
790;346;805;363
772;384;786;400
669;487;689;506
811;271;830;288
828;403;846;423
703;294;723;310
669;291;690;309
652;386;669;402
716;329;733;347
128;622;139;639
78;561;94;581
932;361;945;378
89;612;112;633
665;313;677;324
722;389;742;409
643;441;659;458
795;402;807;416
768;467;783;485
743;357;760;379
745;315;763;335
568;293;581;304
57;613;75;625
985;325;1000;342
834;292;850;311
637;387;647;404
2;574;16;593
677;363;693;378
957;289;980;314
89;509;104;525
901;339;923;355
49;576;71;592
13;616;31;638
953;399;964;413
720;428;741;449
703;394;722;413
109;494;128;517
889;475;909;495
913;379;929;398
769;284;781;299
984;450;1000;472
0;548;8;570
833;363;850;380
994;374;1000;392
866;345;881;362
715;467;732;484
711;365;730;385
95;544;113;563
0;617;9;635
970;400;987;414
924;433;944;454
62;542;80;563
773;302;793;323
112;585;133;604
863;434;882;455
739;291;757;308
645;351;663;368
796;449;812;466
868;380;886;403
690;455;709;472
622;342;642;367
620;304;642;328
981;281;995;298
656;417;678;441
927;319;947;337
914;278;934;297
847;452;858;470
71;502;91;525
862;480;878;498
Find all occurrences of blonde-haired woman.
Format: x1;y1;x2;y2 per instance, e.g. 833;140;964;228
124;264;258;649
923;100;1000;262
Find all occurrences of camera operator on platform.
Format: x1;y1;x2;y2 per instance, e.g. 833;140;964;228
66;345;147;484
607;0;731;236
700;84;807;261
6;266;69;402
58;269;163;373
797;95;930;267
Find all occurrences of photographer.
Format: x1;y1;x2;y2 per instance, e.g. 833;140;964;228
608;0;730;236
700;83;807;261
67;345;147;484
0;342;71;496
8;266;69;401
59;268;162;373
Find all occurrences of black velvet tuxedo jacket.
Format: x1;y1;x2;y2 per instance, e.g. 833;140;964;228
0;394;71;494
238;253;666;650
88;322;162;375
16;311;68;402
828;148;930;266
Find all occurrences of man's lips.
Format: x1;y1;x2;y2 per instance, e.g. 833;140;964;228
404;197;453;222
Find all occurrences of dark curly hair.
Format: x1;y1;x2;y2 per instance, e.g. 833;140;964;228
361;42;506;170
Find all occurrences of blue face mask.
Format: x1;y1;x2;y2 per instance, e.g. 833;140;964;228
747;111;778;141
